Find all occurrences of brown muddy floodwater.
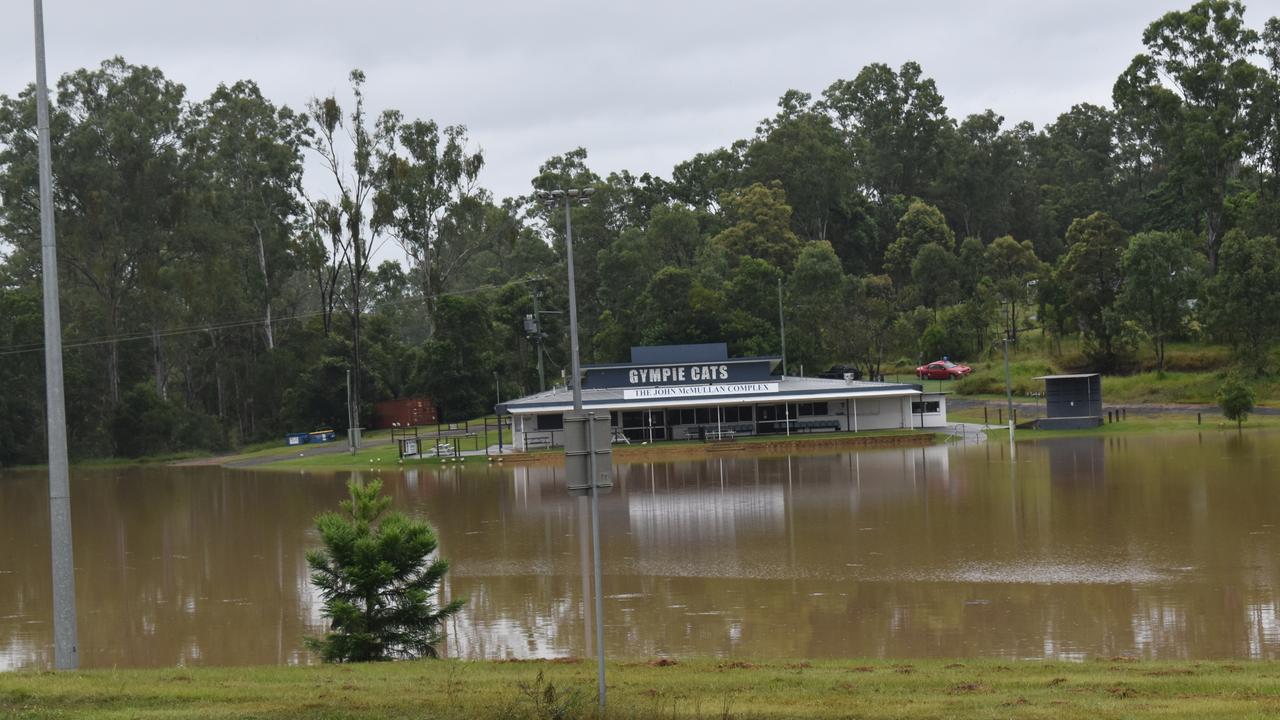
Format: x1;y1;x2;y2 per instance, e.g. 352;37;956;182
3;430;1280;670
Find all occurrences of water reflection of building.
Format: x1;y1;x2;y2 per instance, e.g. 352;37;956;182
625;475;787;548
1046;437;1105;485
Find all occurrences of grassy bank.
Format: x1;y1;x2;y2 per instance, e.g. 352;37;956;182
889;340;1280;406
256;428;939;471
979;413;1280;440
3;657;1278;719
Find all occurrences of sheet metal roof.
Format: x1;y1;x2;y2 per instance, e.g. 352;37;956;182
497;376;925;414
1032;373;1101;380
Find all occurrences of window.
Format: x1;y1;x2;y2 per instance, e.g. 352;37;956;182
680;409;696;425
536;414;564;431
695;407;710;424
912;401;941;414
622;411;644;427
739;406;753;421
798;397;829;415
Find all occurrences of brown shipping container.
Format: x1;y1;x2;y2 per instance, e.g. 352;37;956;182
373;397;439;429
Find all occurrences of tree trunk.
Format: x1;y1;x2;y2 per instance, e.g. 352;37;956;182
254;221;275;350
107;341;121;406
210;329;225;418
152;326;167;400
350;263;363;432
1206;209;1221;276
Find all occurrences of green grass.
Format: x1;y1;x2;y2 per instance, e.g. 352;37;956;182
978;412;1280;440
264;429;515;470
894;338;1280;407
2;657;1278;719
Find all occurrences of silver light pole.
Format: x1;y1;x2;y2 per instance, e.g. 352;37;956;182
1002;336;1015;455
33;0;79;670
537;187;606;711
777;278;787;377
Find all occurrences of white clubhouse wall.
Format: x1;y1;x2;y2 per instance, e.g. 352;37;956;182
511;392;948;450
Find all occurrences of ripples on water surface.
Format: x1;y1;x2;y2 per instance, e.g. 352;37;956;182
3;430;1280;669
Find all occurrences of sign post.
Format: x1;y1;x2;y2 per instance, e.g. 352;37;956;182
564;410;611;709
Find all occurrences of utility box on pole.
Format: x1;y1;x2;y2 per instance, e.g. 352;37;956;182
564;411;613;496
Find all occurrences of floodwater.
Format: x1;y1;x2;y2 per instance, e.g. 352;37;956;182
3;430;1280;670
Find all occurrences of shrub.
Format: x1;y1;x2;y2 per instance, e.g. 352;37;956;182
306;479;463;662
1217;372;1256;431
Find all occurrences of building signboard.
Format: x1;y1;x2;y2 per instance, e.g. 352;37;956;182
622;381;779;400
585;360;775;389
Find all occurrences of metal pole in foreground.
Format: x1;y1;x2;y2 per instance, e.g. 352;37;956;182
1002;337;1015;455
563;196;583;413
33;0;79;670
346;369;354;454
542;187;605;709
586;411;606;712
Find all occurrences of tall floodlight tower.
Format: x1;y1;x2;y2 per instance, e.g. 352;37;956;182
32;0;80;670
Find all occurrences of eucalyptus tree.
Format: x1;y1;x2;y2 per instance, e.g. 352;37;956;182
883;199;954;283
1036;104;1121;244
372;111;483;322
0;57;187;408
934;110;1023;241
1055;212;1130;367
186;80;309;351
1117;231;1204;371
847;274;898;380
743;90;857;244
1113;0;1267;273
984;235;1042;342
1255;18;1280;211
911;242;961;322
820;61;952;202
1203;231;1280;370
711;181;805;272
787;241;849;369
528;148;613;356
307;69;389;421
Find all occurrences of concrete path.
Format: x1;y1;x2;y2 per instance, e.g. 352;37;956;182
944;422;1002;443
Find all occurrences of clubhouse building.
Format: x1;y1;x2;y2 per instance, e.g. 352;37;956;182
497;343;947;450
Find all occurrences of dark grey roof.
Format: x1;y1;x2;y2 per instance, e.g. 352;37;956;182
1033;373;1101;380
630;343;727;364
497;376;924;414
582;355;781;371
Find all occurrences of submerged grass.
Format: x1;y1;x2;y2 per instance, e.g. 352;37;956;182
976;413;1280;441
2;657;1279;719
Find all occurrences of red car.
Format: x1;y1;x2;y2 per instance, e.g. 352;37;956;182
916;359;972;380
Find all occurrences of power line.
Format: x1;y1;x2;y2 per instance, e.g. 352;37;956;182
0;277;540;358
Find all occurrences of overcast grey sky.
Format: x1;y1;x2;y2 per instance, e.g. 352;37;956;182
1;1;1194;203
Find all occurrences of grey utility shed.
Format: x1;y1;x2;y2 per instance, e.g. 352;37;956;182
1032;374;1103;429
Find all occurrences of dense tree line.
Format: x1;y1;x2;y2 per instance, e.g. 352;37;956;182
1;1;1279;464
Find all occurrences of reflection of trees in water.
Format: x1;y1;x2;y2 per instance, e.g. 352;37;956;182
0;467;344;669
5;433;1280;667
